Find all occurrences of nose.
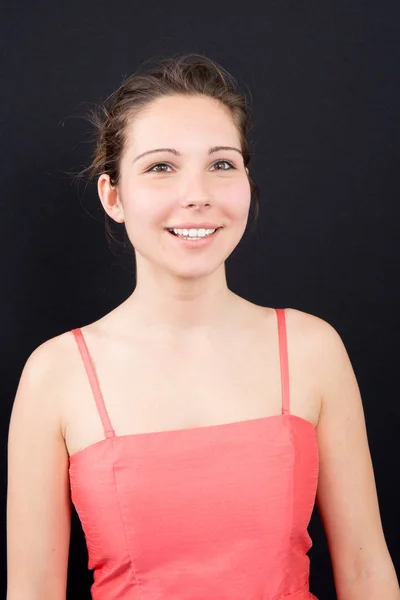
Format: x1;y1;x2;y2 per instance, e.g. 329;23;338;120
185;197;211;209
180;172;212;209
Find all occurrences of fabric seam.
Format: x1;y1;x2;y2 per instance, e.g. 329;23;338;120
111;438;143;597
287;417;295;596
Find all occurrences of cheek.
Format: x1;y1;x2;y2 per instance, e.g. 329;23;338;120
122;188;172;228
219;179;252;220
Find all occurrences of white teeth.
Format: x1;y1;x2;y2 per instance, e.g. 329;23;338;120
171;227;216;238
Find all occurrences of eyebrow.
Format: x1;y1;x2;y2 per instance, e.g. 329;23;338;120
133;146;243;164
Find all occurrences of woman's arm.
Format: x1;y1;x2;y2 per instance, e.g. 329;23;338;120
7;339;72;600
311;315;400;599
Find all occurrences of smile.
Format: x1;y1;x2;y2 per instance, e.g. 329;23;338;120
164;226;222;247
167;227;218;239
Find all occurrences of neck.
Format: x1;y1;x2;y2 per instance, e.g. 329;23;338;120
121;264;237;335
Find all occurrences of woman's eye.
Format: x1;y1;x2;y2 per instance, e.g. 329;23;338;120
211;160;235;171
146;160;235;173
147;163;172;173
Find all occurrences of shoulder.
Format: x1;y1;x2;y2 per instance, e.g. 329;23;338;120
283;306;336;335
282;308;354;405
248;302;347;365
12;330;81;429
283;308;359;425
21;330;80;387
283;307;347;358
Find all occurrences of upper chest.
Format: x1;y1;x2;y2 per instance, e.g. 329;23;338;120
62;312;321;456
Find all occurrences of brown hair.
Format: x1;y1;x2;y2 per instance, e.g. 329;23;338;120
80;53;259;237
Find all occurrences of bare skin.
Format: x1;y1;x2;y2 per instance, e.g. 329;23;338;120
7;94;399;599
62;300;321;457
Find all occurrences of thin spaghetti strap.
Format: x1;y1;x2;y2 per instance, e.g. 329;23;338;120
71;328;115;439
275;309;290;415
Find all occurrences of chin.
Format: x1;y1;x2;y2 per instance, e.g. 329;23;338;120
167;261;223;282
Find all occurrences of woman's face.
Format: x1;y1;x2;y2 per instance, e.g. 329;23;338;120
105;94;251;280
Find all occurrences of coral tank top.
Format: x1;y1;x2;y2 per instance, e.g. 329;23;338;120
69;308;319;599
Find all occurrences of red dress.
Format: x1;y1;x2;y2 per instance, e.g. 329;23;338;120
69;308;319;599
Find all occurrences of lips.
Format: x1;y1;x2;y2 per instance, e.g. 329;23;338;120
165;224;221;229
165;225;222;246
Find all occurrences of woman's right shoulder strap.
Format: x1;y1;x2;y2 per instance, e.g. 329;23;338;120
71;328;115;438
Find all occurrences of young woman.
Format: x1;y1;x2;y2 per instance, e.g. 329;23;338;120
7;54;399;600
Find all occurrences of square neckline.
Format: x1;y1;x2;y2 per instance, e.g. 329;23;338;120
69;309;317;462
68;413;317;462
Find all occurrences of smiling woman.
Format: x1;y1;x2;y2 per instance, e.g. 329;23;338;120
6;53;400;600
80;55;259;256
94;89;255;280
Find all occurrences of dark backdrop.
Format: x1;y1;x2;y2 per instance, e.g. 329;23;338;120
1;2;399;598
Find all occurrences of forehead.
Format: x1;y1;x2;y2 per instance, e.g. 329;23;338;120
125;95;240;151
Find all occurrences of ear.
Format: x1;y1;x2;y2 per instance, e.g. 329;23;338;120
97;174;125;223
245;167;249;176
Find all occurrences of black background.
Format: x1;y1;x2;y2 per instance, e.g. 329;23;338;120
1;1;399;598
